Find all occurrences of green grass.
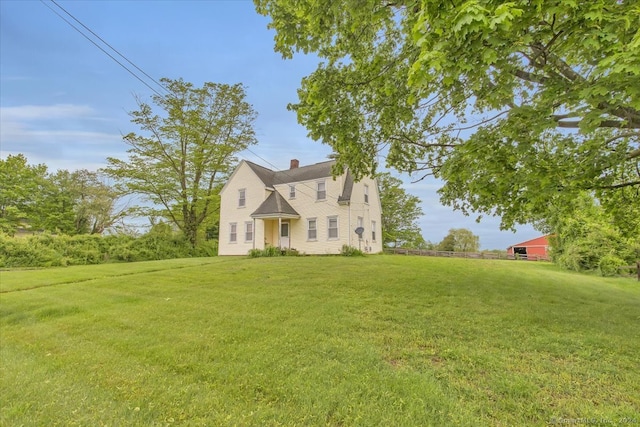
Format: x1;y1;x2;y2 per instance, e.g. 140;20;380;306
1;256;638;426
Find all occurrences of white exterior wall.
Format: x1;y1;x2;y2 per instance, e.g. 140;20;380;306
218;162;265;255
218;161;383;255
275;176;347;254
345;175;383;254
273;174;383;254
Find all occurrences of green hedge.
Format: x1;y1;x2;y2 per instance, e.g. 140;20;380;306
0;233;218;268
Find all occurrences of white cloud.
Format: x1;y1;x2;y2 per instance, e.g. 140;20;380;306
0;103;96;120
0;103;125;171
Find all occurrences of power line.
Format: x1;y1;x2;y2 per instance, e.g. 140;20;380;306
243;147;347;204
40;0;167;97
41;1;364;203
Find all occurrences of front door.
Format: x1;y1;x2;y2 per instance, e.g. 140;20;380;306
280;222;290;248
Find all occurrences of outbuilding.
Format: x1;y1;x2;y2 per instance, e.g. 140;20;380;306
506;235;551;260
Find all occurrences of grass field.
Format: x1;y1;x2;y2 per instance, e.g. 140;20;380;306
1;256;638;426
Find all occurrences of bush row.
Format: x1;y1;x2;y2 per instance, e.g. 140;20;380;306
0;233;217;268
248;246;301;258
247;245;365;258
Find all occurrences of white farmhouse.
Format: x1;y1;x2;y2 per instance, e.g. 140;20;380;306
218;159;382;255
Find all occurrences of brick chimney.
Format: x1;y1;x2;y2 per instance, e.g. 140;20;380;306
290;159;299;169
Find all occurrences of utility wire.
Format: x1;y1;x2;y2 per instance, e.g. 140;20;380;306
243;146;347;204
42;1;362;203
49;0;169;95
40;0;166;97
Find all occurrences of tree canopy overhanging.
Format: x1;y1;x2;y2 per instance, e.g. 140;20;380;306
254;0;640;230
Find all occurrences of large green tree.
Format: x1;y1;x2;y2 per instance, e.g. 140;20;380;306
544;192;640;275
0;154;48;234
437;228;480;252
377;172;425;247
103;78;257;247
254;0;640;231
0;155;123;235
43;170;125;235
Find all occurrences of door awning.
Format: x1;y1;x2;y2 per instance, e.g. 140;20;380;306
251;191;300;219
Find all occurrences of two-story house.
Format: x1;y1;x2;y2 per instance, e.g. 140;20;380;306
218;159;382;255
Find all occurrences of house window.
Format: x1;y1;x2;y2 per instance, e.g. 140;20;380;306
316;181;326;200
364;184;369;204
238;189;246;208
245;222;253;242
229;223;237;243
328;216;338;239
307;218;317;240
371;220;377;242
289;185;296;199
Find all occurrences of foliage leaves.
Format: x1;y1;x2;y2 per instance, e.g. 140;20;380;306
546;193;639;276
0;229;217;268
377;172;425;248
437;228;480;253
255;0;640;232
0;155;124;235
103;78;257;247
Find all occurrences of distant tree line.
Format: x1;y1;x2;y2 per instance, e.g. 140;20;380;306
0;154;125;236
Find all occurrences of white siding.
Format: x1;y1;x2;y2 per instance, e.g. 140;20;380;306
218;162;265;255
219;161;383;255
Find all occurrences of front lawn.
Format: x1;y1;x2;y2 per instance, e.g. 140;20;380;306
1;256;638;425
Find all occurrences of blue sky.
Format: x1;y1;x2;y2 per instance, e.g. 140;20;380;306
0;0;539;249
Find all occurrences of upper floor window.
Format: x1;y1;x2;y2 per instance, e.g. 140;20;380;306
229;223;237;243
245;222;253;242
316;181;326;200
307;218;317;240
371;220;377;242
238;189;246;207
328;216;338;239
364;184;369;204
289;185;296;199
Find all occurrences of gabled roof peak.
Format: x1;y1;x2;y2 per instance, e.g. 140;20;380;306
245;159;338;186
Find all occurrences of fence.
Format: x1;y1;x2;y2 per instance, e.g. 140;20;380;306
384;248;549;261
619;261;640;281
386;249;639;280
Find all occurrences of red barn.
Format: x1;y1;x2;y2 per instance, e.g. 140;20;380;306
506;235;550;260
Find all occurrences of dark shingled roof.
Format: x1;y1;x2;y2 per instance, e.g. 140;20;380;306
272;160;336;185
251;191;300;218
245;160;336;187
338;170;354;204
245;159;354;203
245;161;276;186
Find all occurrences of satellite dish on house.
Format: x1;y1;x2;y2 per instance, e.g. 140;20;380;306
355;227;364;238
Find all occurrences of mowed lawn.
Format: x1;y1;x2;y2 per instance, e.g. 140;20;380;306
1;256;638;426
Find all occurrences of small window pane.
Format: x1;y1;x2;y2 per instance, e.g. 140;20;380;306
289;185;296;198
317;182;326;200
239;189;246;207
245;222;253;241
328;217;338;239
230;223;237;242
308;219;317;240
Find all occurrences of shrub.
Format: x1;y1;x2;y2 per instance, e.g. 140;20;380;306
0;233;65;267
281;247;300;257
598;254;626;277
0;230;217;268
341;245;365;257
248;246;300;258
